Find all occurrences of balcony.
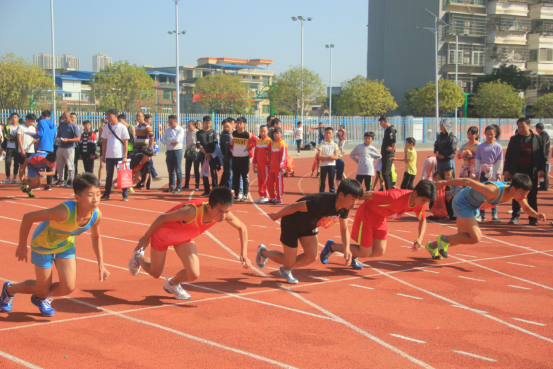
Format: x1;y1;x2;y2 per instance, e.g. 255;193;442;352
488;30;528;44
529;2;553;20
446;42;486;66
532;19;553;35
445;13;488;37
488;1;529;16
487;45;530;60
488;16;531;31
444;0;487;6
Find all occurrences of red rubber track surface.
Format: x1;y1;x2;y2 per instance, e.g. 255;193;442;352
0;151;552;368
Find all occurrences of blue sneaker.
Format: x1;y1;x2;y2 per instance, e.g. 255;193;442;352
0;281;14;313
351;258;364;270
320;240;334;264
278;266;298;284
30;295;55;317
256;244;268;269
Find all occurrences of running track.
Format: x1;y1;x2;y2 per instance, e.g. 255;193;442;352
0;152;552;368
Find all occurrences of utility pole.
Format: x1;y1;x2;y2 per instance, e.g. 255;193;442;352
292;16;313;119
51;0;56;118
326;44;334;125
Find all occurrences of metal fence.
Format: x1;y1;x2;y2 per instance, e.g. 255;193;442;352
2;109;552;146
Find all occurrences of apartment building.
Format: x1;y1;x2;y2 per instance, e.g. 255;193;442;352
34;53;80;70
92;53;112;72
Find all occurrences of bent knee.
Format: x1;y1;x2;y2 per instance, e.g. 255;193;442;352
370;249;385;258
304;253;317;264
470;234;482;244
187;270;200;281
150;270;163;279
60;285;76;296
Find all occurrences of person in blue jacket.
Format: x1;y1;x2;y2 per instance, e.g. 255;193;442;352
31;110;57;190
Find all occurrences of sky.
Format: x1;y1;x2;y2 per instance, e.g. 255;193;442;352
1;0;368;88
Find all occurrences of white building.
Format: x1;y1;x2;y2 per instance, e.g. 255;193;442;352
34;53;80;70
33;53;55;69
92;53;112;72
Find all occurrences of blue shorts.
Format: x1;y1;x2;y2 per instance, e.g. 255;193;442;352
27;167;45;178
31;247;76;269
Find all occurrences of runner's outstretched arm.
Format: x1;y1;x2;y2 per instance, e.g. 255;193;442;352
339;217;352;265
413;218;426;251
90;210;110;282
436;178;497;198
268;201;307;221
519;199;546;221
224;211;251;268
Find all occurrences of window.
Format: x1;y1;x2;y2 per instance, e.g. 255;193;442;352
448;50;463;64
263;76;270;85
64;93;72;98
530;49;538;62
539;48;553;62
162;90;172;100
194;70;201;78
472;51;483;65
262;105;270;114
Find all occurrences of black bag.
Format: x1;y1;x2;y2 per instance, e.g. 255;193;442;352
184;147;198;161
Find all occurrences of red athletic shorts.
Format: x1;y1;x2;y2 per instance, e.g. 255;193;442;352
350;211;387;248
150;231;195;252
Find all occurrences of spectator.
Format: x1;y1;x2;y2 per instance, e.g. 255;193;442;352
443;167;460;220
536;123;550;191
266;127;288;205
161;115;185;193
129;148;153;187
350;131;381;191
268;117;281;142
184;119;200;190
266;115;275;141
458;126;480;180
252;124;272;203
231;117;252;202
392;137;417;190
434;118;457;175
336;125;347;157
335;158;345;187
97;118;107;186
80;120;97;174
315;122;326;146
504;118;547;226
53;112;81;188
118;114;135;155
17;114;37;162
318;127;339;193
421;156;437;181
133;112;152;153
475;124;503;222
31;110;57;190
100;108;130;201
294;121;303;156
196;115;218;196
218;119;233;189
2;113;21;184
379;115;397;190
195;120;202;131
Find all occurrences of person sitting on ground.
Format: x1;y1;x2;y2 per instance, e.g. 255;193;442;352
18;152;57;198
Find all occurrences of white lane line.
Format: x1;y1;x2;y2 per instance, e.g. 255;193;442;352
451;305;488;314
458;276;486;282
512;318;546;326
397;294;423;300
0;349;43;369
251;225;267;228
401;246;411;248
188;190;195;200
506;262;535;268
308;276;330;281
389;334;426;344
351;284;374;290
419;269;439;274
394;230;411;233
452;350;496;362
379;261;402;267
235;210;248;213
509;285;532;290
456;254;477;258
270;243;283;247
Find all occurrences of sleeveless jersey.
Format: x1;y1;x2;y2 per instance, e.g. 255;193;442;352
458;181;508;212
31;201;99;254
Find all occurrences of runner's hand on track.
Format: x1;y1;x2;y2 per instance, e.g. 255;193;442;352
412;238;422;252
99;265;110;282
15;244;28;262
538;213;546;221
240;255;251;269
343;249;352;266
135;237;149;251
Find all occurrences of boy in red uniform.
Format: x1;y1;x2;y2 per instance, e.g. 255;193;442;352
128;187;251;300
266;127;288;205
252;125;271;203
320;180;436;268
19;152;57;198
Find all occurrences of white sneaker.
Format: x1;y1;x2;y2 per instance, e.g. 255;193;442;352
0;155;5;161
2;179;11;184
240;195;248;202
475;216;483;222
163;278;191;300
254;197;269;203
128;248;144;276
12;179;20;184
297;152;300;156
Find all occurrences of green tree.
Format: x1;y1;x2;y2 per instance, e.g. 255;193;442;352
271;66;325;115
472;81;524;118
416;79;465;116
334;76;397;116
193;73;251;114
398;88;421;116
0;53;55;110
531;92;553;118
473;65;530;93
90;61;155;113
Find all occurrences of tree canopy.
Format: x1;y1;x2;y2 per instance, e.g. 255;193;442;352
398;88;422;116
416;79;465;116
472;81;524;118
473;65;530;93
193;73;251;114
334;76;397;116
271;66;325;116
532;92;553;118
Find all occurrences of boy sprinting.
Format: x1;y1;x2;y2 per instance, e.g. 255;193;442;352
425;173;546;259
253;125;272;204
350;131;381;191
18;152;57;198
0;173;109;316
319;127;339;193
128;187;251;300
266;127;288;205
320;180;436;268
256;179;364;284
392;137;417;190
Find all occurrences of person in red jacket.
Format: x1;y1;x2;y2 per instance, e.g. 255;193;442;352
266;127;288;205
252;125;271;203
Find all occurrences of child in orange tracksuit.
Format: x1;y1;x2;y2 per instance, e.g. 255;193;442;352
266;127;288;205
253;125;271;203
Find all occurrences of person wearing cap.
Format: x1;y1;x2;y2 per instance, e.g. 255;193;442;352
434;118;458;176
53;111;81;188
101;109;130;201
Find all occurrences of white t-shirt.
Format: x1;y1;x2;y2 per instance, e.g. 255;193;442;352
319;141;339;167
7;125;19;149
18;125;36;154
294;127;303;140
101;123;130;158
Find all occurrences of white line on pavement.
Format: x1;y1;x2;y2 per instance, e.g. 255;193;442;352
390;334;426;344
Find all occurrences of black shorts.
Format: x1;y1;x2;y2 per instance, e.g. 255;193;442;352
280;223;318;248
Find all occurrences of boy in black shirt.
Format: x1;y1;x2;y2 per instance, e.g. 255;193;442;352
379;115;397;190
256;179;363;283
196;116;218;196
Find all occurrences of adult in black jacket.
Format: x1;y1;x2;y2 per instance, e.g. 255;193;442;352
196;116;218;196
219;119;233;188
504;118;547;225
536;123;550;190
434;118;458;176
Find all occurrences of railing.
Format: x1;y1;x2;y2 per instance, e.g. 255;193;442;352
446;13;488;37
487;46;529;61
531;19;553;34
444;0;487;6
488;16;531;32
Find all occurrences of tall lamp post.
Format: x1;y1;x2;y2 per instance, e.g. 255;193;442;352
325;44;334;125
50;0;56;118
292;16;313;118
168;0;185;126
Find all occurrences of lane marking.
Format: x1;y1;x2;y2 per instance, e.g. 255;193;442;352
419;269;439;274
506;262;535;268
393;230;411;233
351;284;374;290
396;294;423;300
308;276;330;281
512;318;546;326
389;334;426;344
458;276;486;282
452;350;496;362
508;285;532;290
0;349;43;369
451;305;488;314
400;246;411;248
378;262;402;267
456;254;477;258
235;210;248;213
251;225;267;228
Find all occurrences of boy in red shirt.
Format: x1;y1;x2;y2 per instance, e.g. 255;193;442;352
320;180;436;269
266;127;288;205
252;125;271;203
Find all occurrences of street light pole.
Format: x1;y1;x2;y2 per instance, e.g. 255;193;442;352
174;0;180;125
326;44;334;125
50;0;56;118
455;34;458;127
292;16;313;119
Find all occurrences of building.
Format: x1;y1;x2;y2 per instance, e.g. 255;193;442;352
34;53;54;69
33;53;80;70
367;0;551;107
92;53;112;72
54;71;95;110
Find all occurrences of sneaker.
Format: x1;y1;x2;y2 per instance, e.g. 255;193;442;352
201;191;211;197
129;188;135;194
254;197;269;203
0;155;4;161
240;195;248;202
183;185;190;190
529;219;540;226
509;217;519;225
320;240;334;264
0;281;14;313
122;195;129;202
424;241;442;260
256;244;268;269
65;180;72;188
52;181;63;187
272;200;283;205
12;179;20;184
437;235;450;259
30;295;55;317
21;183;30;193
297;152;300;156
27;190;35;198
163;188;174;193
475;216;484;222
163;278;191;300
100;196;110;201
351;258;364;270
492;215;500;222
1;178;11;184
43;185;52;191
233;195;240;201
152;176;163;182
128;248;144;275
195;185;200;191
173;189;181;194
278;266;298;284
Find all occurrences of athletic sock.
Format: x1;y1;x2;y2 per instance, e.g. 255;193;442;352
442;236;448;243
168;279;176;287
429;242;437;250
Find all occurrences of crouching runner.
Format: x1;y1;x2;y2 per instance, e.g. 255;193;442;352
18;152;57;198
320;180;436;268
128;187;251;299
